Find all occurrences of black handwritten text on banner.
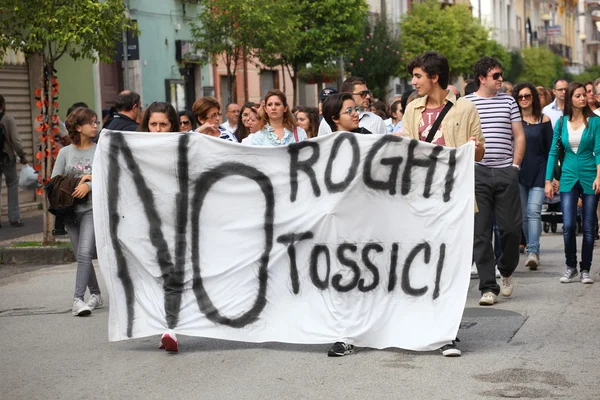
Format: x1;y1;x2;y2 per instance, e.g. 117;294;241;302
93;131;474;351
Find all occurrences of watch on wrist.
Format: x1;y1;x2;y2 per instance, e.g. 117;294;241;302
512;163;521;171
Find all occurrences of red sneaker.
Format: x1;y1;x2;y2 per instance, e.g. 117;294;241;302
160;332;178;352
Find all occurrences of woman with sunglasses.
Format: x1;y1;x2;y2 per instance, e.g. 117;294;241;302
545;82;600;284
52;107;102;316
242;89;306;146
178;110;196;132
191;97;222;137
322;93;367;134
512;83;553;270
137;102;179;133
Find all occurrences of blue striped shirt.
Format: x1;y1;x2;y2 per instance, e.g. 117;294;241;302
464;92;521;168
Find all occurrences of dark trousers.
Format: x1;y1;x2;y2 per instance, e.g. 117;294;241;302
560;182;598;271
474;165;522;295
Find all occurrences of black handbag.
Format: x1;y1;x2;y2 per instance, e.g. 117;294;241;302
553;117;565;180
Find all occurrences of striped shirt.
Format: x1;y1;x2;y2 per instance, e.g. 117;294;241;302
464;92;521;168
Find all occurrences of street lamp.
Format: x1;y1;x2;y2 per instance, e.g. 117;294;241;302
579;33;587;67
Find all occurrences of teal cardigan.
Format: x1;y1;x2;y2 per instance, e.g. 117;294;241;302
545;115;600;194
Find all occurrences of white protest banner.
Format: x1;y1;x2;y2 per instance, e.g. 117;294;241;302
93;131;474;351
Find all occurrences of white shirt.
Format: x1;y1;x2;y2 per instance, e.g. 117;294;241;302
594;109;600;117
542;99;564;128
567;121;585;154
317;111;388;136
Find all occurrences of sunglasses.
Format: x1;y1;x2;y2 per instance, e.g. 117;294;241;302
340;106;361;115
488;72;503;80
180;120;191;125
517;94;532;101
352;90;371;98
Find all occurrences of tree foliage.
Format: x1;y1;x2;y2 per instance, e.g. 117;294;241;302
0;0;135;243
191;0;299;104
0;0;136;65
346;16;402;100
260;0;369;106
517;47;565;87
398;0;495;79
572;65;600;84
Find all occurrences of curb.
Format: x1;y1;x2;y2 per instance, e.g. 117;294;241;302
0;246;75;265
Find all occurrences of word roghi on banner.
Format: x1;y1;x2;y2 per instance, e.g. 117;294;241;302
93;131;474;351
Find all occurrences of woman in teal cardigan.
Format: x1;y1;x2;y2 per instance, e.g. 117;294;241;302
545;82;600;284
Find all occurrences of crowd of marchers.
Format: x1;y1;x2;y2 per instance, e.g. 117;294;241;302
2;49;599;360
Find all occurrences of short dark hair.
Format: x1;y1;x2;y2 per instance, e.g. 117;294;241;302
65;107;97;145
553;78;568;89
390;99;402;114
67;102;89;117
513;82;542;120
564;82;594;124
400;90;415;114
322;93;354;132
472;57;502;87
407;51;450;90
464;80;478;96
341;76;366;94
138;102;179;132
115;90;141;112
0;94;5;107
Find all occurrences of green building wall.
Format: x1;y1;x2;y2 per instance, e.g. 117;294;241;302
54;56;96;120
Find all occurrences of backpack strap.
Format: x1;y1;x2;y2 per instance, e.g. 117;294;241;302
293;126;298;142
425;101;453;143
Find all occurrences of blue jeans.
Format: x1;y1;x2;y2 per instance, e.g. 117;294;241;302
560;182;598;271
519;185;545;255
65;209;100;299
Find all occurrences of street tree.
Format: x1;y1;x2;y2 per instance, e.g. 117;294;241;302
191;0;299;104
346;16;402;101
398;0;501;80
0;0;136;243
259;0;369;106
518;47;565;88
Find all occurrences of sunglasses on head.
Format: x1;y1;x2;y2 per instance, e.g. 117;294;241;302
517;94;532;101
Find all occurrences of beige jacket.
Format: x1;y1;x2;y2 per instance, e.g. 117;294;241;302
403;90;485;147
0;112;26;163
403;90;483;212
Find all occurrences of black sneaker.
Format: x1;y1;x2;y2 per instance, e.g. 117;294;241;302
440;340;461;357
327;342;355;357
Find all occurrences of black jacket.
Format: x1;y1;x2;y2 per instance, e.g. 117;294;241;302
104;113;138;131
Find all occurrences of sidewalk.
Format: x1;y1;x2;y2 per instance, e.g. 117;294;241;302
0;209;44;244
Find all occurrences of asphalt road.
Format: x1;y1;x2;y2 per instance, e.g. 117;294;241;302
1;232;599;400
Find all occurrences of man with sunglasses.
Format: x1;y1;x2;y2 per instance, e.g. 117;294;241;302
542;79;568;127
317;76;387;136
465;57;526;308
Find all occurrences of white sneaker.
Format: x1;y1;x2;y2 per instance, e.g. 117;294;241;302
479;292;497;306
525;253;539;270
495;266;501;278
471;262;478;278
500;276;513;297
87;294;104;310
72;298;92;316
580;271;594;284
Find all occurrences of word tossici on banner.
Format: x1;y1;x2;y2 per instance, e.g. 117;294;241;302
93;131;474;351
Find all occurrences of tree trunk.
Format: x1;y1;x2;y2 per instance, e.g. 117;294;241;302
41;60;55;244
292;65;299;108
